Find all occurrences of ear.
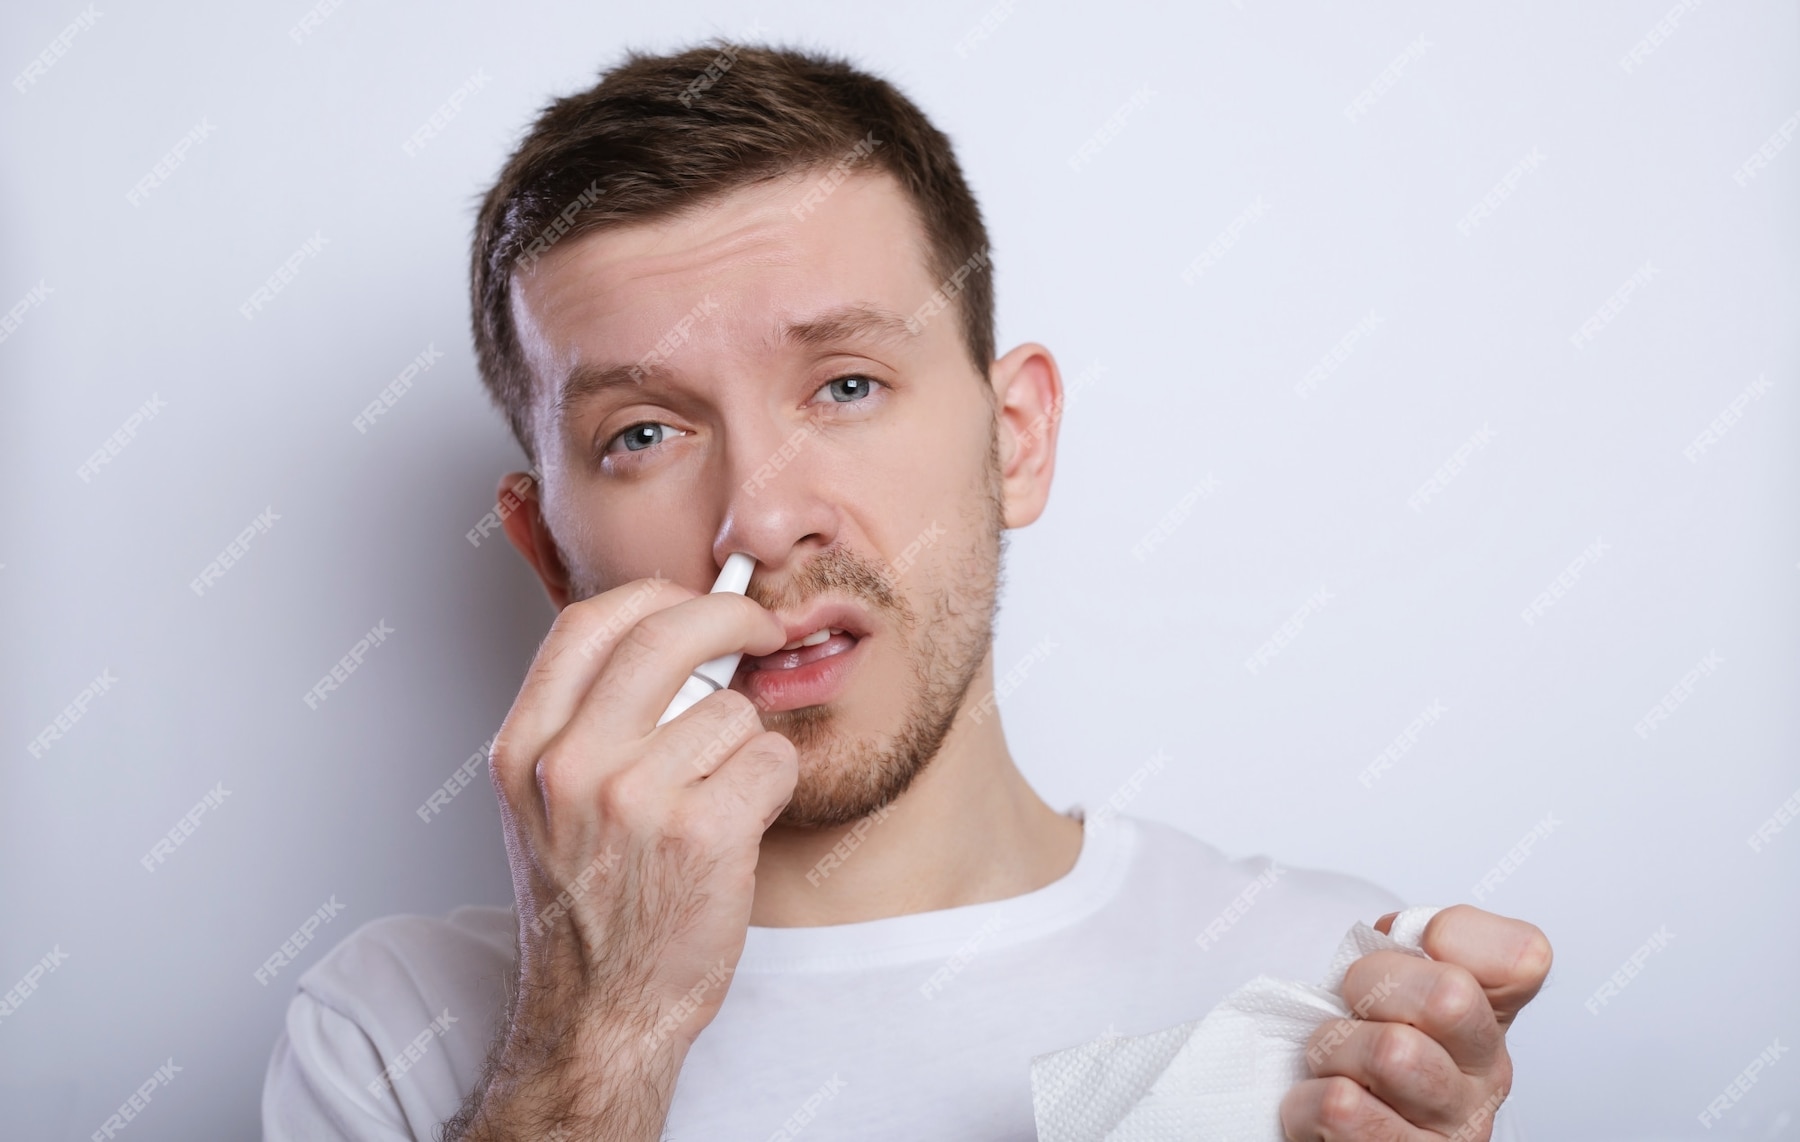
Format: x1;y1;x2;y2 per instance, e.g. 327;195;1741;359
497;471;574;610
990;342;1064;530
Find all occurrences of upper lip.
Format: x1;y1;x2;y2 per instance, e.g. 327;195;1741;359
761;601;874;652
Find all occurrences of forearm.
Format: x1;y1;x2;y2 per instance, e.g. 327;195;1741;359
441;995;681;1142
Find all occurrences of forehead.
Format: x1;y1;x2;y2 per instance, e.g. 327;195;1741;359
508;168;939;407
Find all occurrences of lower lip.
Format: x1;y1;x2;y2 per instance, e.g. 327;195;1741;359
735;636;864;713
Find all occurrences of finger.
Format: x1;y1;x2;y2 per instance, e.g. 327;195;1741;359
1280;1075;1430;1142
1417;905;1553;1027
534;692;769;855
574;591;788;742
649;687;768;782
695;729;799;835
1303;1016;1475;1134
1340;950;1503;1073
491;576;696;809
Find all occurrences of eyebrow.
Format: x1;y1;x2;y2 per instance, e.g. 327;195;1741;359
779;302;914;352
553;302;915;421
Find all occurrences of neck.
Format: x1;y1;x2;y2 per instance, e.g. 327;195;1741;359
748;652;1084;927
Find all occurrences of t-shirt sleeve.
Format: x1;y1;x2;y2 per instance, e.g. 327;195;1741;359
262;988;417;1142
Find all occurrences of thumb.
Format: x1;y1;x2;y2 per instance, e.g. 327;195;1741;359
1415;904;1554;1027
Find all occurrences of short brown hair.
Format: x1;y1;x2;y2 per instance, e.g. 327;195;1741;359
469;41;996;462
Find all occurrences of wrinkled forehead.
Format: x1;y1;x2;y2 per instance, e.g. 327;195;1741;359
507;168;941;428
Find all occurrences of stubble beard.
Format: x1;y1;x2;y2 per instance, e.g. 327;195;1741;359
758;443;1007;830
560;429;1008;830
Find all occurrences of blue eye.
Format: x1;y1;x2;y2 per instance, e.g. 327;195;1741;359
819;375;878;402
608;423;681;453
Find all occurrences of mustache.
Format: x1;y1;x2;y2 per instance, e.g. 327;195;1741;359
745;544;912;624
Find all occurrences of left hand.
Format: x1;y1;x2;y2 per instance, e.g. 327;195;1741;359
1279;904;1553;1141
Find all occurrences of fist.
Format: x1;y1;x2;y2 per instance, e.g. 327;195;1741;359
1280;905;1552;1141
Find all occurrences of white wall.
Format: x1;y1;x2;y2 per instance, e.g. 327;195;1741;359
2;1;1794;1138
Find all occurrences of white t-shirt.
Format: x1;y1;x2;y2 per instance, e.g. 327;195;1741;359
261;810;1415;1140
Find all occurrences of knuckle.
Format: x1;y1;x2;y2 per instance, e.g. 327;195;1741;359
1425;963;1484;1027
1316;1074;1367;1131
533;747;581;803
529;616;600;677
541;602;588;646
665;800;725;848
488;735;523;780
1428;903;1479;944
1366;1021;1423;1083
746;729;798;764
678;692;763;757
549;594;602;633
596;769;656;820
548;596;616;650
620;609;677;658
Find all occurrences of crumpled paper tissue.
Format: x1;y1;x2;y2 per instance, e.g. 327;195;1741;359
1030;906;1520;1141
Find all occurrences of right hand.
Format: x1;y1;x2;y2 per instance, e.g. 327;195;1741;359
455;574;796;1137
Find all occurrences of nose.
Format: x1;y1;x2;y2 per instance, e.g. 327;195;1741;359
710;421;841;582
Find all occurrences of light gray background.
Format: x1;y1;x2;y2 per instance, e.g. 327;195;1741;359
3;1;1796;1138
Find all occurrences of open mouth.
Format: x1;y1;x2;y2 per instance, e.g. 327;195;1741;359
740;627;859;673
733;607;871;713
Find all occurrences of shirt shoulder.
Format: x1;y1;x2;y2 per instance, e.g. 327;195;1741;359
262;904;515;1141
1113;814;1408;979
1123;814;1406;913
297;903;517;1022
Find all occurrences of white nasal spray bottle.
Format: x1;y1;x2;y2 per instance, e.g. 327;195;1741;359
656;552;757;727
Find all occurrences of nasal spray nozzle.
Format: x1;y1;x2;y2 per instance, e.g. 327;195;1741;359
655;552;757;727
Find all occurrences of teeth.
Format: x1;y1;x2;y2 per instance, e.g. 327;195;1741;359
778;627;838;652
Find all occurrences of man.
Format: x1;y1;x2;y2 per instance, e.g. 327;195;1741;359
262;42;1550;1140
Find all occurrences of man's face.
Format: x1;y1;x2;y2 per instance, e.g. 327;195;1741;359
508;168;1016;829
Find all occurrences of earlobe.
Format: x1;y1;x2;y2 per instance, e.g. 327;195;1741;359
991;342;1063;530
496;471;574;610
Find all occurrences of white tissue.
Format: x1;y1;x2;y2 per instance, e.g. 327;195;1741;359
1031;906;1520;1141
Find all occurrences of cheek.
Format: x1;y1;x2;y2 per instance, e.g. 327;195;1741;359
836;385;993;502
878;395;996;551
543;485;661;591
545;448;720;589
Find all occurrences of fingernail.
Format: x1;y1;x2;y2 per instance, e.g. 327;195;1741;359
1374;912;1398;935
